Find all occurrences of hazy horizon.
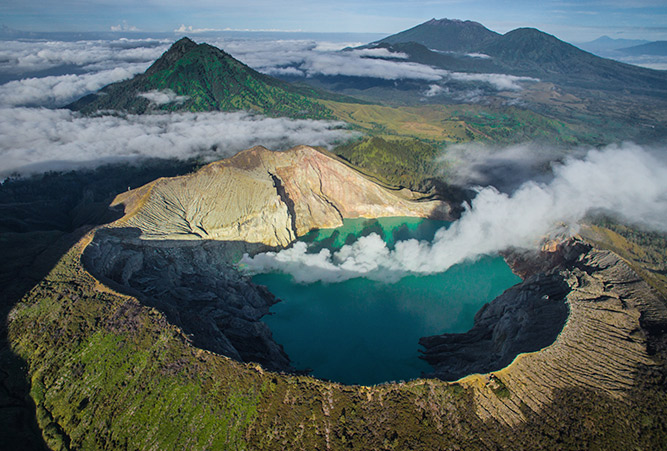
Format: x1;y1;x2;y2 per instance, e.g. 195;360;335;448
2;1;666;43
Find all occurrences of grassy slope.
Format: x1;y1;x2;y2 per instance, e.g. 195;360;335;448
324;100;596;194
325;101;592;145
8;235;666;450
333;136;440;192
71;40;335;120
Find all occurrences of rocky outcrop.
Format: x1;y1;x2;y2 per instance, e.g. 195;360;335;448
112;145;449;249
82;145;449;372
83;227;292;371
419;272;570;381
421;238;667;426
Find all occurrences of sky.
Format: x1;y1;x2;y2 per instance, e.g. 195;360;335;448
2;0;667;42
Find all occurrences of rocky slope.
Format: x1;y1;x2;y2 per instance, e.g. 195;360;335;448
82;145;448;372
6;146;666;449
422;238;667;428
112;145;448;249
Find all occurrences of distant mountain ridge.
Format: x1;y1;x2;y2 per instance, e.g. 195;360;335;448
618;41;667;56
374;18;499;52
576;36;651;55
369;19;667;95
69;37;341;119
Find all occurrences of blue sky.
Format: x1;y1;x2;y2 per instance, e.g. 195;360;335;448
2;0;667;42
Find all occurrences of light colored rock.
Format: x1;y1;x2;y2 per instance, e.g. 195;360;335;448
436;240;667;426
111;145;448;249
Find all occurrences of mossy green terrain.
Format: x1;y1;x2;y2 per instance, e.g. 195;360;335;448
70;38;336;120
333;136;440;192
7;232;667;450
325;101;588;144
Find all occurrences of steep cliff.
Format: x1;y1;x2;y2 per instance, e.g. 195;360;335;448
7;145;666;449
81;145;449;372
113;145;448;248
422;238;667;429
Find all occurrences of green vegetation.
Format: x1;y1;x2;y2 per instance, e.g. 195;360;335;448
333;136;440;191
7;240;667;449
325;103;591;194
326;101;595;145
488;375;511;399
70;38;337;120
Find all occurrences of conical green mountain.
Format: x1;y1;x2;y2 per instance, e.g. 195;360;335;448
69;37;335;119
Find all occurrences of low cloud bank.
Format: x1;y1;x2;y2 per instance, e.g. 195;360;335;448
241;143;667;283
448;73;537;91
0;39;167;75
0;108;356;177
439;142;584;193
138;89;189;105
0;64;147;107
218;38;536;88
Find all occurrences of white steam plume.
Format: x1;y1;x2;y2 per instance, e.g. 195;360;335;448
241;143;667;283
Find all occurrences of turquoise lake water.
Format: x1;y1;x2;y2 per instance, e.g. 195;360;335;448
253;217;521;386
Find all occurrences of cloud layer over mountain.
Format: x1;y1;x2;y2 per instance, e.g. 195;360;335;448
0;108;355;177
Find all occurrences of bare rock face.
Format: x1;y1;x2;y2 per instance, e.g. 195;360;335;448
419;272;570;381
421;238;667;426
112;145;449;248
83;228;292;371
83;145;449;372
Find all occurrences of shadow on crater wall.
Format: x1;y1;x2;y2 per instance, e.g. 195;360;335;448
83;227;293;372
0;159;200;448
420;250;572;381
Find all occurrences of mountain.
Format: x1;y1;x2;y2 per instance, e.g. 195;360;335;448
477;28;665;91
369;41;504;73
576;36;650;55
69;37;337;119
619;41;667;56
374;20;667;95
374;18;500;52
8;144;667;450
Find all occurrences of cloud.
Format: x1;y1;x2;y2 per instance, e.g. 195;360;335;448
448;72;538;91
349;48;408;59
174;25;221;33
262;66;306;77
612;54;667;70
0;38;167;75
213;37;537;86
138;89;189;105
423;84;447;97
466;53;491;59
439;142;582;192
111;20;139;32
299;53;448;80
0;64;147;107
213;38;449;81
0;108;357;177
241;143;667;283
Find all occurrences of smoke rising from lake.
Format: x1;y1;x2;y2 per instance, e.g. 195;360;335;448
241;143;667;283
